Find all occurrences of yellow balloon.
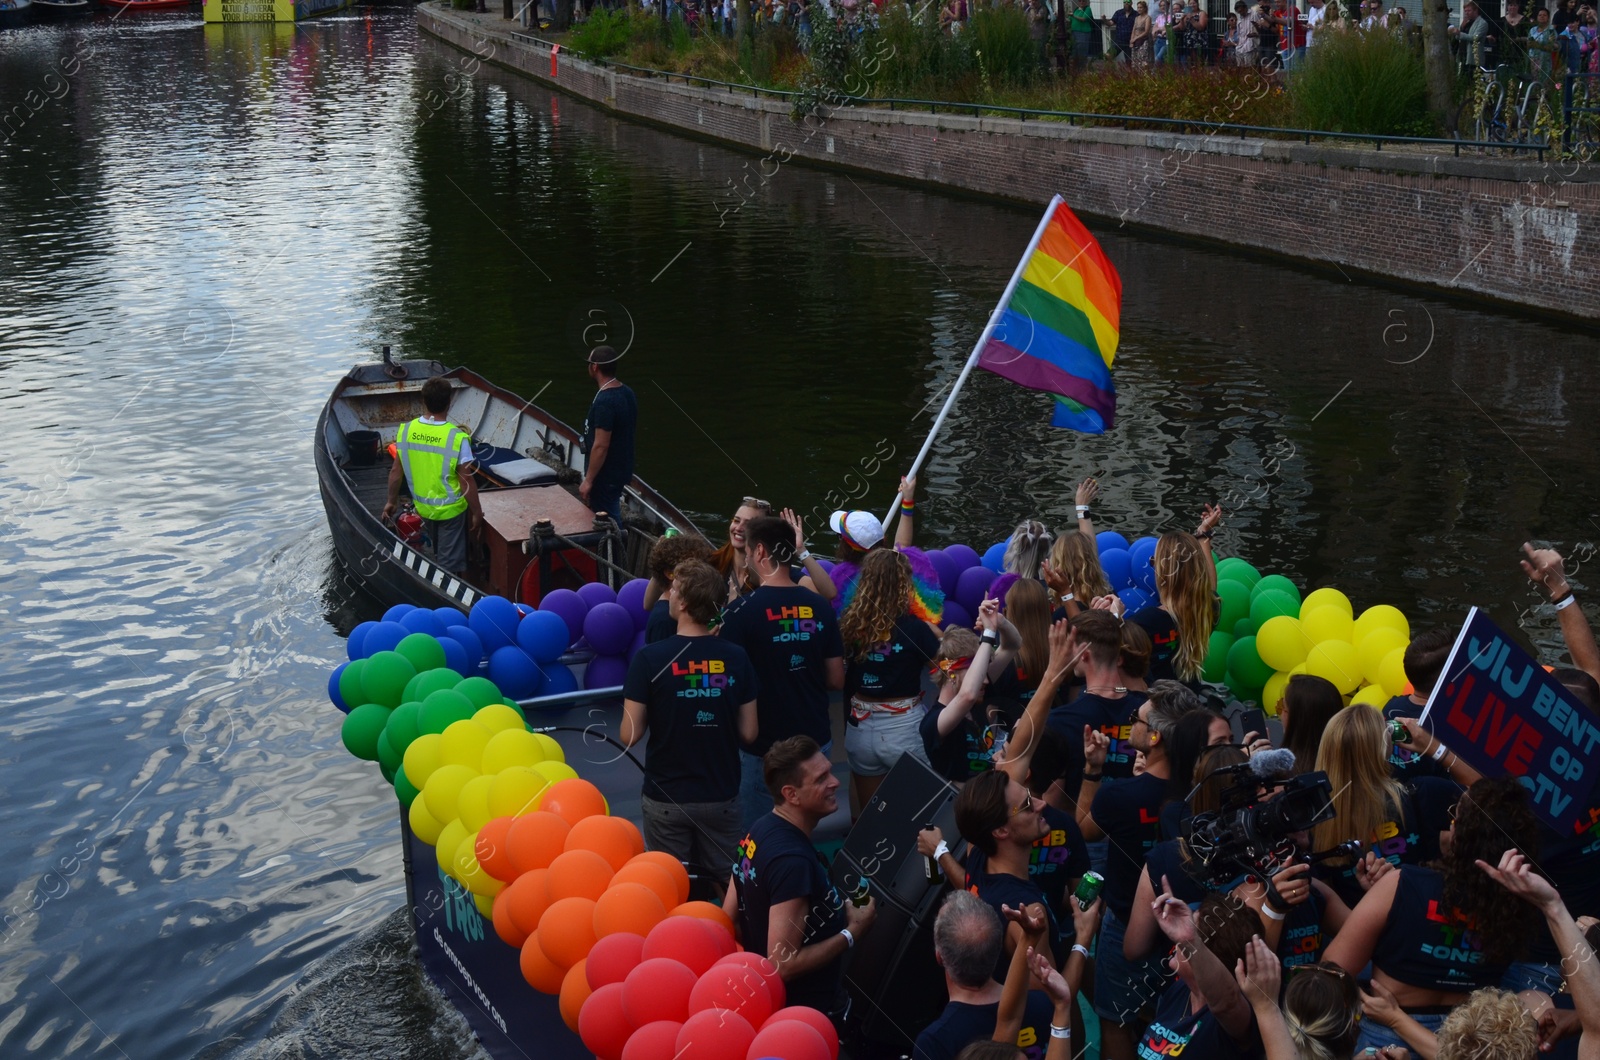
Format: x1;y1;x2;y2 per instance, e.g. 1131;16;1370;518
454;844;505;898
435;818;469;879
1301;587;1353;619
1359;629;1409;685
422;763;479;825
481;729;547;775
1354;605;1410;646
473;703;528;735
1303;606;1355;645
1306;640;1362;694
1289;663;1308;677
1351;684;1389;708
1262;670;1293;716
473;892;496;917
1257;616;1313;672
532;760;579;788
531;733;565;765
402;733;444;789
440;720;494;772
1379;646;1410;697
457;774;495;834
489;766;549;818
409;793;445;845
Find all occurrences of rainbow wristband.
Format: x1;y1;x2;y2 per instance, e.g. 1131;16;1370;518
900;499;915;514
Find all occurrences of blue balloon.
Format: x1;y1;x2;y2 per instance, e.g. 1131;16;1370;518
981;540;1009;573
400;608;447;639
383;604;417;624
539;662;579;698
445;624;484;670
488;645;544;700
348;621;378;661
1100;548;1135;590
470;596;522;653
1137;560;1159;595
362;621;409;657
1129;536;1159;569
437;636;470;677
517;610;572;665
1118;586;1153;614
1096;530;1131;554
434;606;468;628
329;662;351;713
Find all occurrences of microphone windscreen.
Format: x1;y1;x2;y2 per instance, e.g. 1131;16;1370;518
1248;747;1297;778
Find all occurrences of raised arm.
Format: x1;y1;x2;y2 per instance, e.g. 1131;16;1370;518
894;475;917;549
986;606;1023;681
1522;542;1600;686
997;619;1079;784
1395;717;1485;788
1193;503;1222;560
1074;477;1099;540
1234;936;1295;1060
1152;876;1252;1041
995;902;1050;1044
1077;724;1110;841
783;508;838;601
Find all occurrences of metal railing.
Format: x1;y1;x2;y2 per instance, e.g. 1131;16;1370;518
1564;72;1600;155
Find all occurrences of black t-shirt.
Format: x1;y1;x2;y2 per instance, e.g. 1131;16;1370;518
844;614;941;701
645;599;675;645
987;661;1042;725
914;993;1056;1060
731;813;847;1011
719;584;844;756
581;383;637;488
1092;771;1169;922
1312;784;1452;909
1138;981;1260;1060
967;804;1091;950
1130;606;1184;685
1044;690;1147;803
1528;811;1600;963
622;634;757;802
1383;695;1454;783
1373;865;1510;993
968;869;1060;983
920;700;1007;783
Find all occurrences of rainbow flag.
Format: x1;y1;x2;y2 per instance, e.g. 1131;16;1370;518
976;197;1122;434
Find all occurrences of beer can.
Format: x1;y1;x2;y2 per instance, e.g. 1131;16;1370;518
1073;871;1105;911
1388;719;1409;746
849;880;871;907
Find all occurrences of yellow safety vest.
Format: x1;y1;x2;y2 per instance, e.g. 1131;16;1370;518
396;418;471;521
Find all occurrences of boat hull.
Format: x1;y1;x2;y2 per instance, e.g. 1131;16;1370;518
31;0;90;18
201;0;348;23
0;3;32;26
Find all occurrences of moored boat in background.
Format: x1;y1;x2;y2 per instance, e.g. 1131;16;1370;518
0;0;33;27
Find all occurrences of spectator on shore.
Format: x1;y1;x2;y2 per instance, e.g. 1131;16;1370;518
1167;0;1186;58
1178;0;1209;63
1359;0;1381;30
1070;0;1098;68
1153;0;1170;60
1132;0;1155;64
1029;0;1051;69
1232;0;1259;62
1449;1;1497;72
1222;12;1239;61
1271;0;1308;67
1529;5;1559;83
1053;0;1072;72
1304;0;1325;46
1105;0;1138;60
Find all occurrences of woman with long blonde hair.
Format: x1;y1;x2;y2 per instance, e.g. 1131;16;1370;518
1001;519;1054;580
1042;530;1111;617
839;548;944;810
1129;528;1217;689
985;578;1050;721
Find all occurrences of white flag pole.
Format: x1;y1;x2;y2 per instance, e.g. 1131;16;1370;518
881;194;1063;529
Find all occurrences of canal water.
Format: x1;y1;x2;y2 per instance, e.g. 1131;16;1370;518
0;6;1595;1056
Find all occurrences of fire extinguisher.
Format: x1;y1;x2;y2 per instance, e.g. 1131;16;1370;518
396;505;425;547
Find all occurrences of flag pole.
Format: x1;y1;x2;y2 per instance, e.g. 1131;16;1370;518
881;194;1064;529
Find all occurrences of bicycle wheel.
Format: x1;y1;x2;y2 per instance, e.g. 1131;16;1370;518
1475;81;1506;144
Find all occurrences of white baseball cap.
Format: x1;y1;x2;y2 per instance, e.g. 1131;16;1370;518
829;510;885;551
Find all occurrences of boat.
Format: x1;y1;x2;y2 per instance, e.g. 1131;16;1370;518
0;0;32;27
315;351;700;613
100;0;196;10
200;0;347;23
30;0;89;18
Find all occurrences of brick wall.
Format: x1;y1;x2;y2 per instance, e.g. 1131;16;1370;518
422;5;1599;321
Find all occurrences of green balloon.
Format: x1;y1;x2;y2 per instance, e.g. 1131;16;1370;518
396;633;448;675
1216;558;1262;590
413;668;462;702
1227;634;1275;688
385;701;424;755
395;765;420;807
1224;668;1263;706
361;650;418;709
420;689;476;734
338;659;368;713
1202;631;1234;683
1249;590;1299;630
1251;574;1302;606
1233;617;1257;640
454;676;506;710
377;731;400;783
341;703;393;761
1217;579;1251;633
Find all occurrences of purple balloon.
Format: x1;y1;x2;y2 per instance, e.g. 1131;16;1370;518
1101;548;1135;591
576;582;618;610
955;565;998;615
989;572;1022;609
584;654;630;690
926;549;962;598
945;543;982;571
583;602;635;656
627;629;646;662
616;578;651;632
538;589;589;646
941;599;974;632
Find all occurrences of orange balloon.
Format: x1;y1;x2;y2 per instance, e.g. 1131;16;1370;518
540;896;600;968
559;959;593;1033
610;861;678;913
566;814;645;872
669;900;734;935
492;889;529;948
520;929;566;993
506;868;552;937
507;811;571;875
540;778;608;827
594;882;668;939
548;849;616;902
627;851;691;905
476;816;517;883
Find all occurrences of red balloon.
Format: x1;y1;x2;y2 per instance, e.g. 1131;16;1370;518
587;932;646;991
578;982;635;1060
716;950;786;1011
621;1020;684;1060
698;917;738;959
643;915;728;977
676;1008;755;1060
762;1008;840;1060
622;957;699;1027
690;963;772;1028
747;1020;831;1060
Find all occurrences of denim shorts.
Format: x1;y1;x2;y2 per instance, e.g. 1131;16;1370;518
1502;960;1564;996
1356;1008;1448;1053
1092;907;1172;1024
844;699;928;777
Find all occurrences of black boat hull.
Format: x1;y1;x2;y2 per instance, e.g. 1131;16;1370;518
31;0;90;17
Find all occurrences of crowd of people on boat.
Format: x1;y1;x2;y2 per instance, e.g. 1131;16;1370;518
611;473;1600;1060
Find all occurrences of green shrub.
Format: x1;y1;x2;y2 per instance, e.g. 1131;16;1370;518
567;7;643;58
966;6;1039;91
1291;30;1433;135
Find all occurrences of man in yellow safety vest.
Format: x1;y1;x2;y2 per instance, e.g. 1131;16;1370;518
381;376;482;574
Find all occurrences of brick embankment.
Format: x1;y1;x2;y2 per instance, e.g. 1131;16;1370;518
421;3;1598;322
